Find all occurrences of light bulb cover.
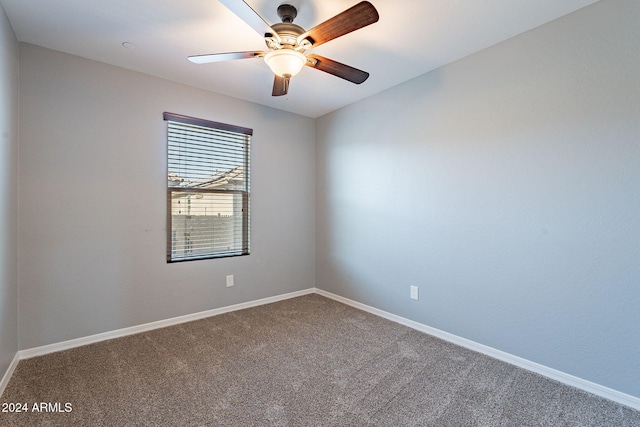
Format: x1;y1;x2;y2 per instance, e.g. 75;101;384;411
264;49;307;77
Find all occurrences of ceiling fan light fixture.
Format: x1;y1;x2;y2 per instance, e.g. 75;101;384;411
264;49;306;77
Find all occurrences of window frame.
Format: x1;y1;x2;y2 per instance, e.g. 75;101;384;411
164;112;252;263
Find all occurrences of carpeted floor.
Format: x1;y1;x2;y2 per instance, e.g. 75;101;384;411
1;294;638;426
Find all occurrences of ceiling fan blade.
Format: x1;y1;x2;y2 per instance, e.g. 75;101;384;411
272;75;290;96
306;54;369;84
297;1;379;48
219;0;279;40
188;51;265;64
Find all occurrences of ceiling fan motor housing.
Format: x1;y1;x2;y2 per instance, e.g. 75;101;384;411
270;22;305;47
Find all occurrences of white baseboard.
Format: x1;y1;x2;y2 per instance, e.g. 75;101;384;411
18;288;314;359
0;352;20;398
3;286;639;411
314;288;640;411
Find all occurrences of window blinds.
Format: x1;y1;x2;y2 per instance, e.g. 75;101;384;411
164;112;251;262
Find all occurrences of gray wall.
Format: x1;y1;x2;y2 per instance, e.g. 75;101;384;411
316;0;639;398
0;3;19;378
18;44;315;349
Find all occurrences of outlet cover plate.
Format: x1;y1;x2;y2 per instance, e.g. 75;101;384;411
410;285;419;300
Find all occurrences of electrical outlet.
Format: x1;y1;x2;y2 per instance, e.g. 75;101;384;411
226;275;234;287
410;285;419;300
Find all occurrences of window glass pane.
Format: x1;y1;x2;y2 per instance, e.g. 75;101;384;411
170;191;247;260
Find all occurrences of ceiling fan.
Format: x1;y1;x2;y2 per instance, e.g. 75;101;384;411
189;0;379;96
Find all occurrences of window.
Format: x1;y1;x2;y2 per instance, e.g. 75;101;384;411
164;112;251;262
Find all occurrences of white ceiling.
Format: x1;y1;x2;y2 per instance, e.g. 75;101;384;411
1;0;598;118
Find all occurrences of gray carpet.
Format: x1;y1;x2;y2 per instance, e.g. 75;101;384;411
1;294;638;426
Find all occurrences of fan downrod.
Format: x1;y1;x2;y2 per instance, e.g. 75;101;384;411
277;4;297;23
